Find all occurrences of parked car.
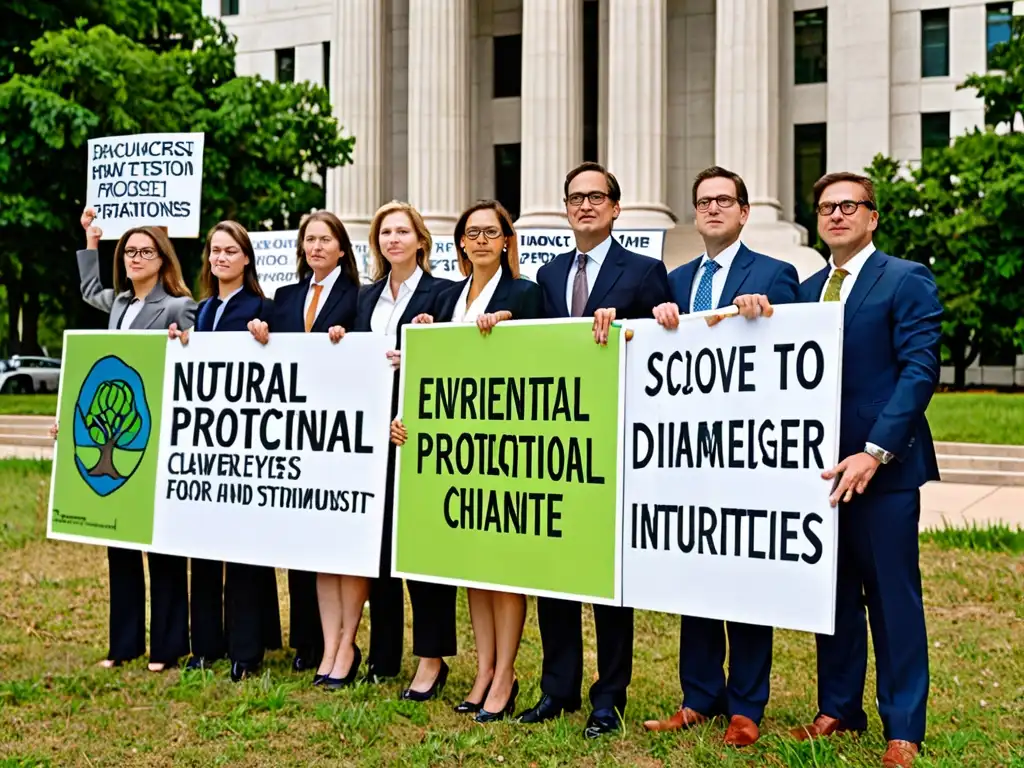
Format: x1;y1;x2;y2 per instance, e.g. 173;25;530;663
0;356;62;394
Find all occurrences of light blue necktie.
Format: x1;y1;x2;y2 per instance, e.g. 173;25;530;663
692;258;722;312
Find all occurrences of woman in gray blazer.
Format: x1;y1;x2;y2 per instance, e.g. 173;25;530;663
77;207;197;672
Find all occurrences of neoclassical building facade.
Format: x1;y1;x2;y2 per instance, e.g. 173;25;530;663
205;0;1016;276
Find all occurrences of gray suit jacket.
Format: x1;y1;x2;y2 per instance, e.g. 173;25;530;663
77;249;197;331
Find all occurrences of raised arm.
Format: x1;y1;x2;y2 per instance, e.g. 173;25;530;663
77;208;115;313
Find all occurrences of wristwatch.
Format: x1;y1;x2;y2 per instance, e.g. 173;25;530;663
864;443;894;465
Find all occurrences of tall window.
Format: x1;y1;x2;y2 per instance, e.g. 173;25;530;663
583;0;599;160
493;35;522;98
323;42;331;96
221;0;239;16
921;112;951;152
276;48;295;83
921;9;950;78
986;3;1013;69
794;123;827;237
794;9;828;84
494;144;521;222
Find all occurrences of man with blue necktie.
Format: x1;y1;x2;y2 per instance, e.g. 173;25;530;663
643;166;799;747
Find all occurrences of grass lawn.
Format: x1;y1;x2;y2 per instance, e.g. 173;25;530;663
927;392;1024;446
0;393;58;416
1;459;1022;767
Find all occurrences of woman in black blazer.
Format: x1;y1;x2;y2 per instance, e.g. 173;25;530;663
393;200;541;721
169;221;282;681
247;211;361;679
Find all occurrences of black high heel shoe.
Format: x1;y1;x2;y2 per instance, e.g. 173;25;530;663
454;681;492;714
475;680;519;723
323;645;362;691
401;660;449;702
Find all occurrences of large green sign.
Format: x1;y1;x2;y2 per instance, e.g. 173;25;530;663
49;332;167;545
394;320;624;603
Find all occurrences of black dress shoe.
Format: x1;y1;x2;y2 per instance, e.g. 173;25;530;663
324;645;362;691
454;682;491;714
401;660;449;702
312;673;328;687
517;693;581;724
230;661;260;682
292;652;318;672
475;680;519;723
185;656;210;671
583;709;622;739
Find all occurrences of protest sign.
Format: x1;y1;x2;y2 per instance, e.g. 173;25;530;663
86;133;205;239
48;330;394;576
392;320;625;603
620;306;843;634
251;231;299;298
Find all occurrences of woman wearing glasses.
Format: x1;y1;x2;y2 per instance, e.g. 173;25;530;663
75;207;197;672
168;221;283;682
391;199;540;722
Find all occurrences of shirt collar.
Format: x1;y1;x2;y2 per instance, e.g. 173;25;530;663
219;286;244;305
310;264;341;291
576;235;613;267
700;239;743;271
829;241;876;278
383;266;424;303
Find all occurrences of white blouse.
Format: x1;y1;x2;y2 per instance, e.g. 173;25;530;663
450;269;502;324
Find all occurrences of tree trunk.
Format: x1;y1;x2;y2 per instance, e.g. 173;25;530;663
20;289;41;356
88;440;120;479
4;277;21;357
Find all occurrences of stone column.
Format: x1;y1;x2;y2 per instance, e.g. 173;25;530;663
328;0;387;241
407;0;470;234
606;0;675;229
516;0;583;229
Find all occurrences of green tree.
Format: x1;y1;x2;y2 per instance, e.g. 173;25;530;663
0;0;354;356
867;18;1024;388
84;379;141;478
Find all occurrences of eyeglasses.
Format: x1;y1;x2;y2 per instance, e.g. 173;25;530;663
124;248;158;260
695;195;741;211
816;200;875;216
566;191;610;207
465;227;503;240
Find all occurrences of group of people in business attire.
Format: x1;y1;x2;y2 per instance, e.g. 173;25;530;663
68;159;939;768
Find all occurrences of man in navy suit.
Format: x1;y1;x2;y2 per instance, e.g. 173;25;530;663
643;166;799;747
519;161;672;738
742;172;940;768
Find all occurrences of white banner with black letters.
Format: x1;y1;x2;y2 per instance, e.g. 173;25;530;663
621;305;843;634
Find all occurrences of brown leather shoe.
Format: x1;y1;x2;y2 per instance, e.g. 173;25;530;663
643;706;708;732
723;714;759;746
789;714;849;741
882;740;919;767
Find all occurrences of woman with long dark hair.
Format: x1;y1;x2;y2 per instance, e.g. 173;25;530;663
75;207;196;672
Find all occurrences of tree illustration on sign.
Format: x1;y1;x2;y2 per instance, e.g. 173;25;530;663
84;380;142;479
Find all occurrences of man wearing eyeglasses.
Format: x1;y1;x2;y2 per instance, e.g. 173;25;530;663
521;161;671;738
642;166;798;748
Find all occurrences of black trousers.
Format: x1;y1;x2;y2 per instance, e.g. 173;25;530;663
367;453;405;678
189;558;226;660
287;569;323;658
407;580;457;659
225;562;282;665
107;547;189;665
537;597;634;713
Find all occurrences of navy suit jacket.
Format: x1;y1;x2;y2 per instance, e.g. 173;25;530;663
536;237;672;320
432;268;544;322
354;272;453;342
668;243;800;310
269;272;358;333
196;289;273;333
799;249;942;492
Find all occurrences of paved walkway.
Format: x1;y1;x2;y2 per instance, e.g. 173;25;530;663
3;444;1020;530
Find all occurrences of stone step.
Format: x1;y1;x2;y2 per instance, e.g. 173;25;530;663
938;468;1024;487
0;433;53;447
934;441;1024;459
937;455;1024;473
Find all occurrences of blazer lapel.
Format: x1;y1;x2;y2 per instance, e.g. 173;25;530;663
311;276;349;333
844;251;885;325
399;275;439;326
359;278;388;329
584;241;625;316
717;245;754;309
485;270;515;313
545;251;575;317
134;283;169;329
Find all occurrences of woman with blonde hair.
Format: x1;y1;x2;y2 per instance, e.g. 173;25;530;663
75;207;197;672
392;199;540;720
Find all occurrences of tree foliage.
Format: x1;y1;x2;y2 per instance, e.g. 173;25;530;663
867;18;1024;387
0;0;354;355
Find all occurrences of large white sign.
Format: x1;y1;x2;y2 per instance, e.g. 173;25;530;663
155;332;394;575
621;306;844;634
255;228;667;294
86;132;205;239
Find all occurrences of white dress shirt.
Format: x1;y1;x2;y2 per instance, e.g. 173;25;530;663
564;235;612;313
120;299;143;330
303;264;342;324
451;268;503;324
688;239;743;312
370;266;424;335
212;286;244;330
819;242;876;302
